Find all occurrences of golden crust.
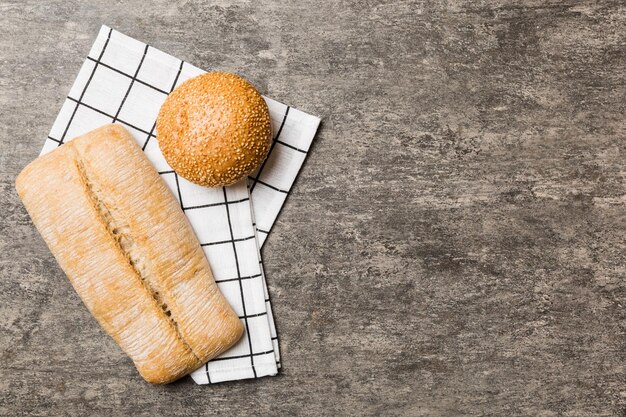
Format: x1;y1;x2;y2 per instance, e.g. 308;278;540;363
16;125;244;384
156;72;272;187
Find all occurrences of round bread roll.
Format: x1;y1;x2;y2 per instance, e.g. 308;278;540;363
156;72;272;187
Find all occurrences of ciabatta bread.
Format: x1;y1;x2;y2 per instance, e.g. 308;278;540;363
16;124;244;384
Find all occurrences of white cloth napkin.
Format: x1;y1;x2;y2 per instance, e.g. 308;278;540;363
39;25;320;384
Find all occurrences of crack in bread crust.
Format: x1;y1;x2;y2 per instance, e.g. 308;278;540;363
73;152;201;364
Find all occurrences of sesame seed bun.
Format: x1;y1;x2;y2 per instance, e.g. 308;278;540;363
156;72;272;187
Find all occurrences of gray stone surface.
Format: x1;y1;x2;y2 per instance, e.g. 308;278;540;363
1;0;625;415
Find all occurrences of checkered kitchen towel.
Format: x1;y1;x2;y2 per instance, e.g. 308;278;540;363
39;25;320;384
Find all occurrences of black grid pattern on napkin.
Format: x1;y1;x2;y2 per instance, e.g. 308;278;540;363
42;26;278;383
248;106;291;194
248;110;291;244
244;96;319;249
56;28;113;145
223;187;256;378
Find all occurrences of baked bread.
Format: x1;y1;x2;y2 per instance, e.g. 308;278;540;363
15;124;244;384
156;72;272;187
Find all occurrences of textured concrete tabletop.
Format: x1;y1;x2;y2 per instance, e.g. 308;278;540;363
1;1;625;416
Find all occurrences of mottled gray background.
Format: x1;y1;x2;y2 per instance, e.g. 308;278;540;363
1;0;625;416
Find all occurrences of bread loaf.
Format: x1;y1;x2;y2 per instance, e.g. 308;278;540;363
15;124;244;384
